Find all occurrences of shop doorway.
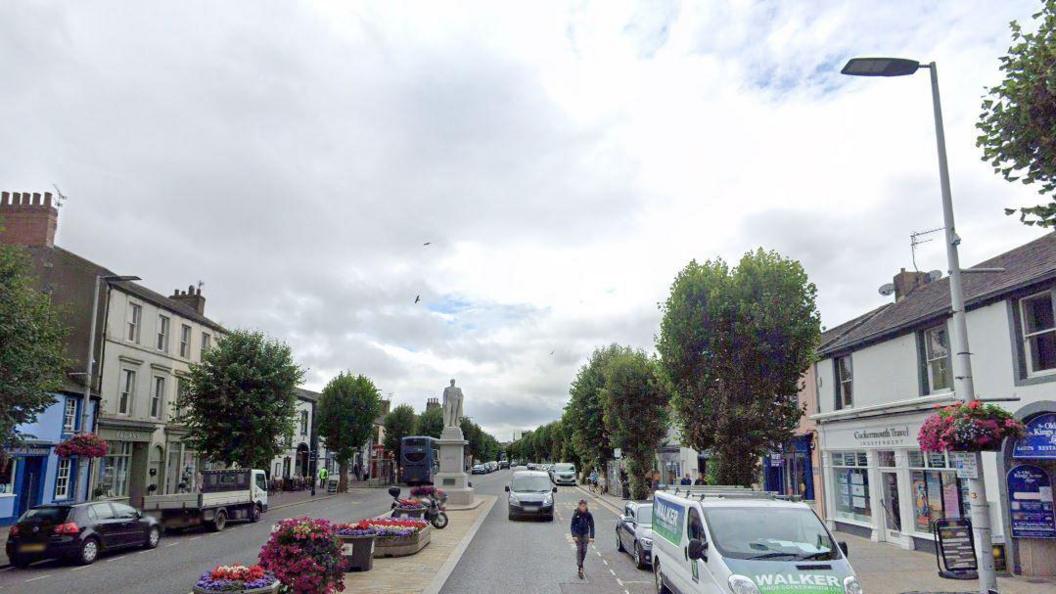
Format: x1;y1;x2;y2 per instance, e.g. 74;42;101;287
881;471;902;540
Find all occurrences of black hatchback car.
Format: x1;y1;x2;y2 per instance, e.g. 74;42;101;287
5;501;161;567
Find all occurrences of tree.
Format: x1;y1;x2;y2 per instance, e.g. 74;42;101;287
417;406;444;439
657;249;819;486
0;246;69;456
178;330;304;470
316;372;382;493
978;1;1056;226
566;345;628;475
601;349;669;500
383;404;417;467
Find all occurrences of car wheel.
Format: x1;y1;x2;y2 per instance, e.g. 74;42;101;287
10;553;33;568
508;510;515;521
634;542;646;570
144;526;161;549
251;503;262;523
616;531;624;552
78;537;100;565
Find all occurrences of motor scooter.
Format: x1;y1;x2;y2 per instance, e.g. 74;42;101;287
387;486;448;529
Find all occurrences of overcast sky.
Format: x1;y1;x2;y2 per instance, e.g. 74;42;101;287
1;1;1048;440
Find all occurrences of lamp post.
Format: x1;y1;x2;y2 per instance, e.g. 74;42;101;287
841;57;996;593
80;274;140;501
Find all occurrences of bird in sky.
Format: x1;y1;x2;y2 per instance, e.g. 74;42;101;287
423;241;432;246
550;350;555;356
414;295;421;304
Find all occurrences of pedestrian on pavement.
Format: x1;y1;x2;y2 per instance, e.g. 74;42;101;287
680;474;691;486
354;461;362;482
693;476;706;485
570;499;595;579
588;468;599;491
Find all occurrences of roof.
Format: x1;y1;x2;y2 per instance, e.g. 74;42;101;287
295;388;321;403
820;231;1056;356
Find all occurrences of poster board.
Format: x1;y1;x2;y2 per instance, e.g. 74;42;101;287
1006;464;1056;539
933;518;978;580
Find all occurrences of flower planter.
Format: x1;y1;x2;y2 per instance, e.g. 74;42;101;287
193;580;281;594
338;534;376;572
192;565;280;593
374;524;431;558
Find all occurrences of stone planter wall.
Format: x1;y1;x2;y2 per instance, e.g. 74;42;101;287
193;580;281;594
373;525;431;558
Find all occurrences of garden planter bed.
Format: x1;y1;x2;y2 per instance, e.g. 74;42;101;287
373;524;431;557
193;581;281;594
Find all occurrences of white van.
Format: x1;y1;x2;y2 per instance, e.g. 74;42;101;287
651;488;863;594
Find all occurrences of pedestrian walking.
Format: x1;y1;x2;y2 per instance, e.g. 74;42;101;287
570;499;595;579
353;461;362;482
679;474;691;486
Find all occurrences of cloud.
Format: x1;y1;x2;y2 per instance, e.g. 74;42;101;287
0;0;1048;439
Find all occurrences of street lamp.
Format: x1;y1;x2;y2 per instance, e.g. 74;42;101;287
842;57;996;593
80;274;140;501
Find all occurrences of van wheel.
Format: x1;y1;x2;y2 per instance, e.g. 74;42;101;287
251;504;262;523
654;559;671;594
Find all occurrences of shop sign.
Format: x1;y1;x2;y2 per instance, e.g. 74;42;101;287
948;452;979;479
851;425;912;447
1013;413;1056;460
933;518;978;579
5;445;52;457
1006;464;1056;539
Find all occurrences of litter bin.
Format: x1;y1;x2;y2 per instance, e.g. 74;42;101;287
343;534;376;572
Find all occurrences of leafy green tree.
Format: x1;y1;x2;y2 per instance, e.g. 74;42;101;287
978;1;1056;226
178;330;304;470
0;246;69;456
417;406;444;439
566;345;628;476
317;372;382;492
657;249;819;486
383;404;417;467
601;349;669;500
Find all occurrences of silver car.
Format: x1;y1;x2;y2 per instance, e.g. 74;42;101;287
616;501;653;569
505;471;556;521
550;463;576;486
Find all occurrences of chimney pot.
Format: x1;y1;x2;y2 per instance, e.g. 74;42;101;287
32;192;41;206
893;269;931;302
0;189;59;247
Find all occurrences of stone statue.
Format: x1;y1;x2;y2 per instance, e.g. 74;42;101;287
442;379;464;428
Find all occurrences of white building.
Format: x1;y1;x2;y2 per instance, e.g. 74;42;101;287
813;234;1056;577
270;388;330;482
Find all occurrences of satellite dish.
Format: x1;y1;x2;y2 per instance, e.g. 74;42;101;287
927;270;943;282
878;283;895;296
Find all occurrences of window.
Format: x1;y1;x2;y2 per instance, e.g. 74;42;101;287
200;333;212;360
923;325;953;393
179;324;192;358
54;459;71;500
91;503;115;520
832;450;870;523
173;377;187;419
877;450;896;468
127;303;142;342
102;442;132;497
0;457;14;494
834;356;853;409
151;376;166;418
908;450;969;532
63;397;78;432
703;507;837;560
119;369;136;414
300;410;309;436
1021;292;1056;374
157;315;170;352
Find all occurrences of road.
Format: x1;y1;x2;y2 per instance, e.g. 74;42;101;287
441;470;653;594
0;488;392;594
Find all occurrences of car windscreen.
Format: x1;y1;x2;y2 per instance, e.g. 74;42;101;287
702;507;837;561
554;464;575;473
636;505;652;526
511;475;552;492
19;506;70;524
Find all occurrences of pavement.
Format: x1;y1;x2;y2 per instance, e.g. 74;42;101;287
0;487;393;593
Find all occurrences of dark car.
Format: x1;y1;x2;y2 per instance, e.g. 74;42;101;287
505;471;557;521
615;501;653;569
5;501;161;567
499;461;510;469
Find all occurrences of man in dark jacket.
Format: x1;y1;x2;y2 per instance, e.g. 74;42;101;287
570;499;595;579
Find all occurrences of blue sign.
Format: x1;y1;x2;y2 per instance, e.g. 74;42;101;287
1006;465;1056;539
1013;413;1056;459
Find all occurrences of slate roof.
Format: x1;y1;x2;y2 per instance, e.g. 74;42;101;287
820;231;1056;356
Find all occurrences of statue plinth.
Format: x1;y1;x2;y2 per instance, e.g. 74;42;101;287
434;425;473;505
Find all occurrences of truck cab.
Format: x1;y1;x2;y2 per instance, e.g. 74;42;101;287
651;487;863;594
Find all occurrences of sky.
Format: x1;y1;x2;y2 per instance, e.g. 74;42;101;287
0;0;1049;440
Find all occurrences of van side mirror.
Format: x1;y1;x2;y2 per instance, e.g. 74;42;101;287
839;541;848;556
687;538;708;561
504;485;510;492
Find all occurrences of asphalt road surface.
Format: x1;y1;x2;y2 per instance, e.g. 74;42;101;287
441;470;653;594
0;488;392;594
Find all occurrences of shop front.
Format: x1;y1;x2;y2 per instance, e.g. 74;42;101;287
96;420;155;504
999;401;1056;577
163;426;200;494
763;434;816;502
818;410;977;552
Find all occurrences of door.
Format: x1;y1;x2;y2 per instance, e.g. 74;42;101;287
110;502;142;546
90;503;121;548
881;471;902;539
17;457;44;516
620;505;635;550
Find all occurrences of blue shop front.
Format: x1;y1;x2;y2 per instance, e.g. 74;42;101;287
0;393;98;526
763;434;815;501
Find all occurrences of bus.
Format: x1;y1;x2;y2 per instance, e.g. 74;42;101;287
401;436;439;486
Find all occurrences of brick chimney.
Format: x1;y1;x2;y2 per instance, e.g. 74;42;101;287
893;268;930;302
170;284;206;315
0;191;58;247
426;397;440;411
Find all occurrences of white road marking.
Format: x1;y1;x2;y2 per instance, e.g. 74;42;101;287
616;578;624;586
602;559;608;566
71;566;89;572
188;536;201;541
165;541;181;547
24;574;51;583
609;569;616;576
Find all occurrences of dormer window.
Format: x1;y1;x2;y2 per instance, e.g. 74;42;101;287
834;356;853;409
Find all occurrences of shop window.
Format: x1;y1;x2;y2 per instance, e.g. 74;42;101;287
102;442;132;498
834;356;853;409
0;458;15;494
908;450;969;533
877;450;896;467
54;458;71;500
832;450;870;523
921;324;953;393
1020;291;1056;375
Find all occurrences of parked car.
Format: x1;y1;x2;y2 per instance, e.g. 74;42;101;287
616;501;654;569
505;471;557;521
526;463;538;471
471;464;487;474
550;463;576;486
5;501;161;567
499;461;510;469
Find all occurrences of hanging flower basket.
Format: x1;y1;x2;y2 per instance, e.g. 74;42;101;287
54;433;109;459
192;564;280;593
258;517;346;594
918;401;1026;453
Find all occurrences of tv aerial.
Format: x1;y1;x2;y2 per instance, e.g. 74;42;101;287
910;227;944;271
51;184;68;208
878;283;895;297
